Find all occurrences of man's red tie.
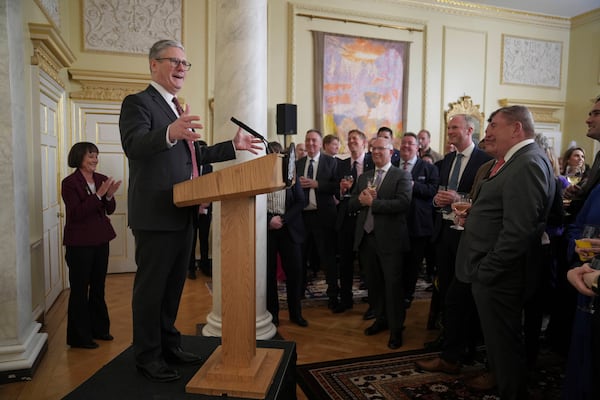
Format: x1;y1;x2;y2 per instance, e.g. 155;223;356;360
489;158;505;177
172;97;198;178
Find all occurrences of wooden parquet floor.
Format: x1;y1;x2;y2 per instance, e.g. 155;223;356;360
0;272;437;400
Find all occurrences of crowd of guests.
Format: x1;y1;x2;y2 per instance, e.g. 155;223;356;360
267;96;600;400
89;41;598;393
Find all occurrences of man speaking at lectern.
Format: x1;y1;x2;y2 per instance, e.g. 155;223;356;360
119;39;260;383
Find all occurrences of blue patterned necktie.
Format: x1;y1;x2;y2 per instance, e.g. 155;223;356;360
447;153;464;190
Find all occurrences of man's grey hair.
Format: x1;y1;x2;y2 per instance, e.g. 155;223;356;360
149;39;184;60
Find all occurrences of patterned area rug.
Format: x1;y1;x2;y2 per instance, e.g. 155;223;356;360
297;347;564;399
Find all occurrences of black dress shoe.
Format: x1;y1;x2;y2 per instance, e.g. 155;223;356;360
362;307;375;320
69;341;99;349
332;302;353;314
364;320;388;336
164;347;202;365
187;269;197;280
93;333;114;341
272;315;280;326
388;335;403;350
290;316;308;327
137;361;180;382
328;298;339;310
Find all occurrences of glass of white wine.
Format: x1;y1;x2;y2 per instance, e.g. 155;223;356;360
450;192;472;230
565;165;583;186
367;177;377;191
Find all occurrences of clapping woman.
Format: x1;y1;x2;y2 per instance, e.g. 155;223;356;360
61;142;121;349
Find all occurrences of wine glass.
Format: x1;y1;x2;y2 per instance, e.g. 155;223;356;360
450;193;472;230
342;175;354;197
367;177;377;191
565;165;583;186
436;185;449;214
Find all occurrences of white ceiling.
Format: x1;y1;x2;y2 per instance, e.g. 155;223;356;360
467;0;600;18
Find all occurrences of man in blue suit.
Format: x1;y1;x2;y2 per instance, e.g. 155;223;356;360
333;129;374;313
296;129;340;309
426;114;492;349
398;133;439;308
119;39;261;383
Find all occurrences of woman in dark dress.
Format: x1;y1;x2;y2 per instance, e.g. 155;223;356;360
61;142;121;349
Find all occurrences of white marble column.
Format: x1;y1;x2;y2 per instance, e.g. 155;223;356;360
0;0;48;380
202;0;276;339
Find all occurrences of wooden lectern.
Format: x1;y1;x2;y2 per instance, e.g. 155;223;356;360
173;153;286;399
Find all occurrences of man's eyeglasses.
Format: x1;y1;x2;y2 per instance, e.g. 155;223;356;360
155;57;192;71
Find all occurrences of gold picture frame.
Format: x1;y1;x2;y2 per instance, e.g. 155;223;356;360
445;95;485;145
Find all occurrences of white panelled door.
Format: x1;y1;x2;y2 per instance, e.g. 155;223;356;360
39;73;65;308
71;102;136;273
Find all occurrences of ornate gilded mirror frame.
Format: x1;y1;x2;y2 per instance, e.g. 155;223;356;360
444;95;485;147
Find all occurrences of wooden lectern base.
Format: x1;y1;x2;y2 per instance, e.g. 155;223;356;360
185;346;284;399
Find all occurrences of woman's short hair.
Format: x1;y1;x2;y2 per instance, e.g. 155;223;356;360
68;142;99;168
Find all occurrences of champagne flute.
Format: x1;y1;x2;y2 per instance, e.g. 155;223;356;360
565;165;583;186
367;177;377;191
450;193;472;230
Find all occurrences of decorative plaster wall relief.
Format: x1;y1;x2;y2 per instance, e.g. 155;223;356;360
35;0;60;28
83;0;182;55
501;35;562;88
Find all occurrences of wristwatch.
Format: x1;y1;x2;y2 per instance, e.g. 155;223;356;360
592;275;600;295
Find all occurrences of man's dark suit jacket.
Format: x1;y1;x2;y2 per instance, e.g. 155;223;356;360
407;158;440;237
432;147;493;240
267;179;305;244
349;166;413;253
119;85;235;232
456;143;555;285
335;154;374;230
295;153;339;225
61;169;116;246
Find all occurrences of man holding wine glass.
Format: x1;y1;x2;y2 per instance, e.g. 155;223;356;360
426;114;491;350
333;129;374;314
348;137;412;349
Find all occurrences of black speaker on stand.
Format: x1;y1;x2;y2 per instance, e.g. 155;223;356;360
276;103;297;148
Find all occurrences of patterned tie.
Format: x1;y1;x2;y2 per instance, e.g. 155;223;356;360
364;169;384;233
403;161;408;170
489;158;505;177
172;97;198;179
447;153;464;190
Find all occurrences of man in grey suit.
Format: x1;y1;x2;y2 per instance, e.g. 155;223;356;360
455;106;556;399
349;137;412;349
119;39;260;382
